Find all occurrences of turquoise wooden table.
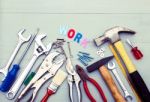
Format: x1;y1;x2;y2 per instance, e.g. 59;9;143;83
0;0;150;102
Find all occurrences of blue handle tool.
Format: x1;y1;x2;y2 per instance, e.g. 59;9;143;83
0;30;38;92
0;64;20;92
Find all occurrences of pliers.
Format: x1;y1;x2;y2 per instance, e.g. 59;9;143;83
16;51;65;102
66;58;81;102
76;65;107;102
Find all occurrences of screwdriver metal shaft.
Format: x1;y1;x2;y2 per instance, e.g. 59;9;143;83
0;29;39;92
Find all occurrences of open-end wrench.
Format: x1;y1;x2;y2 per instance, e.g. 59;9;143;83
0;29;31;79
7;34;52;99
108;62;132;101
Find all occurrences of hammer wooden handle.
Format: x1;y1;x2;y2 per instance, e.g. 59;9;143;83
109;44;142;102
114;41;150;102
99;66;126;102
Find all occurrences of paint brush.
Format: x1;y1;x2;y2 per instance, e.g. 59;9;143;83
41;70;67;102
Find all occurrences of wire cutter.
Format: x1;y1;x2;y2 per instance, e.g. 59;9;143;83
76;65;107;102
16;51;66;102
66;58;81;102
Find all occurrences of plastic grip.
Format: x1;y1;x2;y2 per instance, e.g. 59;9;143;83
131;47;143;60
130;71;150;102
41;89;54;102
83;78;107;102
0;64;20;92
83;82;96;102
23;72;35;86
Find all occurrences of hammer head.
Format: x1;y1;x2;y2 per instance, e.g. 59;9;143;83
94;26;136;46
86;56;113;72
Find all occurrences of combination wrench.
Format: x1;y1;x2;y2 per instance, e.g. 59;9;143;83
7;34;52;99
0;29;31;79
107;62;132;101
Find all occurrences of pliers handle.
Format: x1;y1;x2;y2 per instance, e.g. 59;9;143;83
76;65;107;102
83;78;107;102
68;74;82;102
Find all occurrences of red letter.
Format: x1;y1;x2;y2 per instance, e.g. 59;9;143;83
67;29;75;39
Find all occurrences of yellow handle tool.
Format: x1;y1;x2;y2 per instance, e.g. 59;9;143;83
109;44;141;102
114;40;150;102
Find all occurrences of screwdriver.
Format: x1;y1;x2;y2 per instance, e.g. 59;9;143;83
126;39;143;60
0;29;39;92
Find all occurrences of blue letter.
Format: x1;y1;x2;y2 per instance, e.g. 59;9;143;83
59;25;69;35
74;32;82;43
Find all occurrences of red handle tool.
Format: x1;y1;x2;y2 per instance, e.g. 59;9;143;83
76;65;107;102
126;39;143;60
41;89;55;102
83;78;106;102
131;47;143;59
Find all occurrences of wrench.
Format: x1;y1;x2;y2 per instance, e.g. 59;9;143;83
107;62;132;101
7;34;52;99
0;29;31;78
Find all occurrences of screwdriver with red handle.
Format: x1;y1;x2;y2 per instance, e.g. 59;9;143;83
126;39;143;60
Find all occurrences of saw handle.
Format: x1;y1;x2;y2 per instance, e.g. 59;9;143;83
114;41;150;101
99;66;126;102
41;89;55;102
0;64;20;92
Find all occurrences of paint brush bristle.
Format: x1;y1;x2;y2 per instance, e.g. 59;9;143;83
48;69;67;92
52;70;67;86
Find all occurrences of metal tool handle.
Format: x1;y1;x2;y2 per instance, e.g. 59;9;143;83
111;69;132;100
112;69;128;93
75;80;82;102
99;66;126;102
29;73;53;102
0;35;36;92
7;55;38;99
0;40;24;77
114;41;150;101
7;40;23;67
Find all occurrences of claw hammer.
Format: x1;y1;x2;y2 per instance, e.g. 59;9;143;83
94;26;150;102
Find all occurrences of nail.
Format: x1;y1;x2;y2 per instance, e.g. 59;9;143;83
78;51;90;56
78;58;88;66
83;55;94;60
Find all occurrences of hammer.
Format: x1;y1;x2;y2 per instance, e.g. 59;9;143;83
87;56;126;102
94;26;150;102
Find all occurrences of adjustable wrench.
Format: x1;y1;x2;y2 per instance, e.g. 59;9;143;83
108;62;132;101
0;29;31;78
7;34;52;99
